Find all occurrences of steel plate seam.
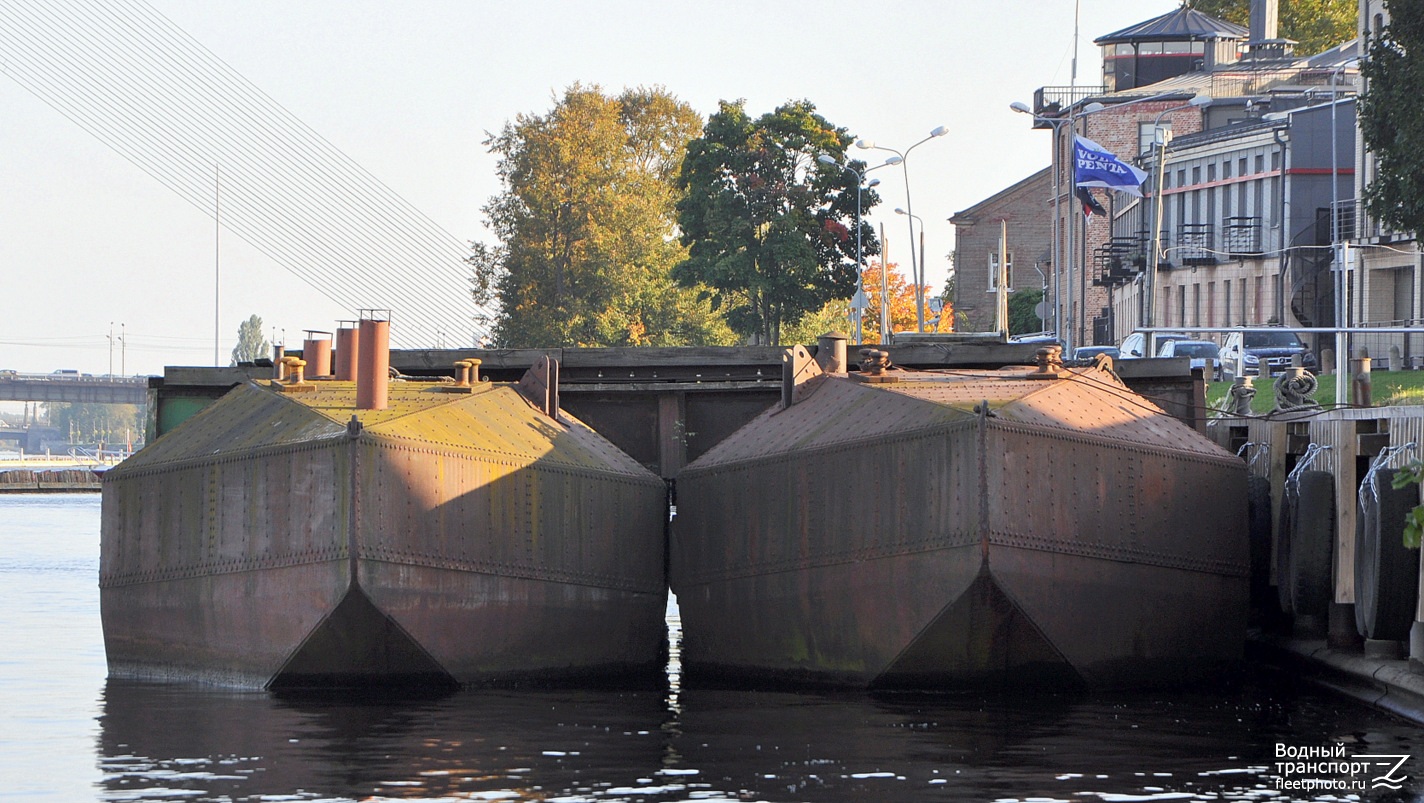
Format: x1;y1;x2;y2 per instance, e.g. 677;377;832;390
372;437;664;487
674;532;981;587
985;531;1250;577
986;418;1244;469
107;436;346;480
99;548;347;587
355;555;660;593
678;420;979;480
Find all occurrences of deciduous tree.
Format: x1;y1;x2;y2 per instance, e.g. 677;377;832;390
474;84;734;347
1008;288;1046;337
230;314;269;365
674;100;878;345
1187;0;1356;55
857;262;926;344
46;402;143;446
1359;1;1424;237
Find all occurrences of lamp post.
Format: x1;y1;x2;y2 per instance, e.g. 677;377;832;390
894;208;925;325
818;155;888;344
856;126;948;332
1145;93;1213;357
1013;91;1208;352
1010;103;1069;345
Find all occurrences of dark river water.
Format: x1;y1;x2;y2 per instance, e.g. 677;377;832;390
4;492;1424;802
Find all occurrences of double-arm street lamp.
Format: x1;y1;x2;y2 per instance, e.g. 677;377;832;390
856;126;948;333
819;154;889;344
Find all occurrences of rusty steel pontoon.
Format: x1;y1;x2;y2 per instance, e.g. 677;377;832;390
101;323;667;689
669;340;1249;689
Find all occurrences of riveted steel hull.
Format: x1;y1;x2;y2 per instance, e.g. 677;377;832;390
101;381;667;689
670;368;1249;689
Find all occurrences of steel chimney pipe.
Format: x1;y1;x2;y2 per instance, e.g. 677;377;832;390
355;318;389;411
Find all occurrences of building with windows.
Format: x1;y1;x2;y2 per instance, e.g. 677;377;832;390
948;168;1051;334
1346;0;1422;367
1110;98;1356;342
1015;0;1359;351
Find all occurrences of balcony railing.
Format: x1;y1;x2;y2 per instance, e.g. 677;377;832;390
1222;216;1263;257
1176;223;1216;265
1032;85;1109;119
1093;235;1146;288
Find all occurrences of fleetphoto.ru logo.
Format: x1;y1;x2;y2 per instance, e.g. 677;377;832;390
1274;743;1411;792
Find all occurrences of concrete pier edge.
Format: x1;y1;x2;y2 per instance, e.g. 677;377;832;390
1249;633;1424;726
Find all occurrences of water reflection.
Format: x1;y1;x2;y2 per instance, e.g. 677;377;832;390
97;668;1424;802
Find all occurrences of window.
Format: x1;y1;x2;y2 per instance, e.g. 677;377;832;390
988;251;1014;292
1139;121;1172;155
1208;164;1217;182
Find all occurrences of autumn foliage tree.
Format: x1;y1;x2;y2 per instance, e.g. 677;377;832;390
857;261;934;344
473;84;734;347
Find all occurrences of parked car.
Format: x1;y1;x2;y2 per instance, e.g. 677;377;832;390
1118;331;1189;359
1220;329;1316;379
1158;338;1223;380
1072;345;1119;361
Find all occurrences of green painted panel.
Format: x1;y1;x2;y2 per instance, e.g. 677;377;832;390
156;396;216;439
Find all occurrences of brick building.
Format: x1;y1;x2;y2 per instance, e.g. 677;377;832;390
949;167;1052;334
1018;1;1360;350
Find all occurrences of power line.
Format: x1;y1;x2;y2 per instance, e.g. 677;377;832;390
0;0;494;348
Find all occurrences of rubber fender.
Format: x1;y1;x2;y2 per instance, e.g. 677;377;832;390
1354;468;1423;641
1288;471;1335;618
1275;478;1297;614
1247;475;1274;611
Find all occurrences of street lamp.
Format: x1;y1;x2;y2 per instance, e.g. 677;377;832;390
1013;91;1209;351
1145;93;1213;357
894;208;926;327
1010;102;1070;345
856;126;948;332
818;154;888;344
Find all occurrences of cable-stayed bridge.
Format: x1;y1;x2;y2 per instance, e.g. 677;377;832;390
0;0;494;350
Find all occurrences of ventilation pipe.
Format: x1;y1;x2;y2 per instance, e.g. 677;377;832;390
815;332;849;375
1249;0;1279;45
302;330;332;377
335;321;359;382
355;314;390;411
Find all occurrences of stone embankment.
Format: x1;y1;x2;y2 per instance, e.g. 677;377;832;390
0;468;103;492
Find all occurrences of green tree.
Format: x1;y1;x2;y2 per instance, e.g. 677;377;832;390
1008;288;1045;336
474;84;735;348
46;402;144;446
230;314;269;365
1359;1;1424;237
1187;0;1356;55
674;99;879;345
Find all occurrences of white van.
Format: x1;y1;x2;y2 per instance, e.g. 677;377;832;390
1118;331;1188;359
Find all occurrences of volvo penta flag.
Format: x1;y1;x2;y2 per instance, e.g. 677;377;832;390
1073;136;1148;197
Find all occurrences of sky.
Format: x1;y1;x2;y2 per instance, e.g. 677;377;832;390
0;0;1180;376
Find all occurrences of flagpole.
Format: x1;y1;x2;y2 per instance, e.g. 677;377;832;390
1065;118;1077;355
